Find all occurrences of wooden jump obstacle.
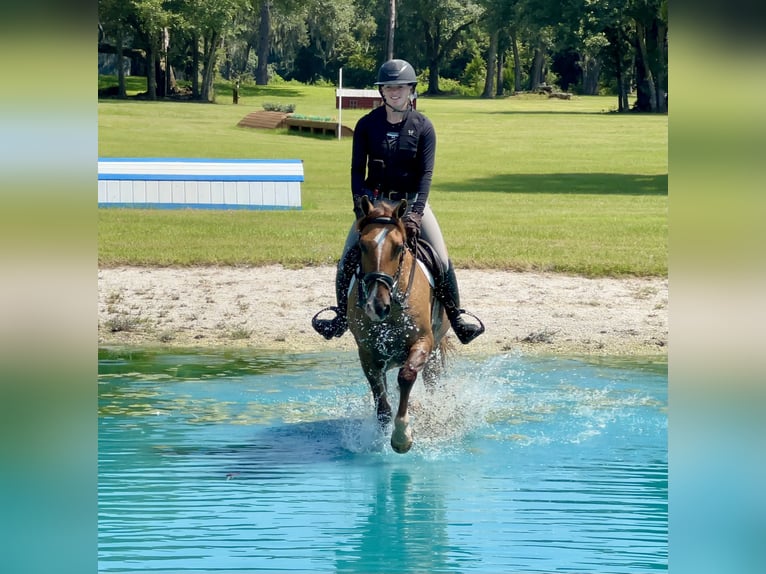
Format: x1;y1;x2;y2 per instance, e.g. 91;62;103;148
237;111;353;138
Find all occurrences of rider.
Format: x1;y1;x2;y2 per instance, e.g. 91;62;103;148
312;58;484;345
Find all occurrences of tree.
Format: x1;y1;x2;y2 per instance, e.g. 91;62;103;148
386;0;396;60
207;0;251;100
99;0;136;98
630;0;667;112
130;0;173;100
477;0;517;98
96;0;667;112
256;1;272;84
399;0;482;94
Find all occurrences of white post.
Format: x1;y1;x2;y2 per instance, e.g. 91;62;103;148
338;67;343;140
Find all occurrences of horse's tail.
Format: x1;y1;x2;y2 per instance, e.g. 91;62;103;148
437;336;455;369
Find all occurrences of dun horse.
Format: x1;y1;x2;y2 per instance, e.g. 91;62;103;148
347;196;450;453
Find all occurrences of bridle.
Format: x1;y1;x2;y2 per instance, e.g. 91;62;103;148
356;216;417;308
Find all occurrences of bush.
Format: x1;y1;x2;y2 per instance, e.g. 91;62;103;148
433;77;477;97
461;55;486;95
262;102;296;113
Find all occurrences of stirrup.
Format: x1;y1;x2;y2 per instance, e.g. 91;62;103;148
311;306;348;340
451;309;485;344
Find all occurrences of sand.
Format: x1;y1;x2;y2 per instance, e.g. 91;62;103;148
98;265;667;357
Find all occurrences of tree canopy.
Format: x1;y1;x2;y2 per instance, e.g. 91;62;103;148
98;0;667;112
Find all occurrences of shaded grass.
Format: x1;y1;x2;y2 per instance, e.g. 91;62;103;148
98;81;667;276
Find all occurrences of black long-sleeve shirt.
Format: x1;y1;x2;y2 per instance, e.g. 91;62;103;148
350;106;435;218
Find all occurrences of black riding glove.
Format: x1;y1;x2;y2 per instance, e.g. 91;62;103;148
402;213;422;250
353;198;364;219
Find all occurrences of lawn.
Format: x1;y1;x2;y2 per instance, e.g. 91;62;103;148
98;79;667;276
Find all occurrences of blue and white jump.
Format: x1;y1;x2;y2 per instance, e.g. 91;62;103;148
98;158;303;210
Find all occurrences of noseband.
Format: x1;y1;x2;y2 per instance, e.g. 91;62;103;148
357;216;415;307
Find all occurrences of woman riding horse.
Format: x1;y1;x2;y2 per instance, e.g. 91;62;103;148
312;58;484;345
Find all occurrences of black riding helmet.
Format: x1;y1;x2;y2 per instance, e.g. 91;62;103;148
374;59;418;86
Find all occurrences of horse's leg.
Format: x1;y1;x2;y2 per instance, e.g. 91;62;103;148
360;356;391;425
390;343;431;453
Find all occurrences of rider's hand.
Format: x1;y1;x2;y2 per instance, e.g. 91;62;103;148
403;213;421;250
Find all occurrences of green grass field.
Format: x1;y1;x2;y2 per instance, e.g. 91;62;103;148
98;78;667;276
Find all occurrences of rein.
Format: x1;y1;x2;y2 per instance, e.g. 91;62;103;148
356;216;417;308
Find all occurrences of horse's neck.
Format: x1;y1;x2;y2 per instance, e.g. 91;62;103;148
399;251;420;292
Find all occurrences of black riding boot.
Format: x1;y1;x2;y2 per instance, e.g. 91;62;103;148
311;246;359;339
436;261;485;344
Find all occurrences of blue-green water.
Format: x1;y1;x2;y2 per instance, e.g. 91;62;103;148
98;349;667;573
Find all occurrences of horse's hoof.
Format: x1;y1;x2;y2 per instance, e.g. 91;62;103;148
391;417;412;453
391;438;413;454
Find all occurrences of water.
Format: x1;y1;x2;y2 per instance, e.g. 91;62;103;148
98;349;667;573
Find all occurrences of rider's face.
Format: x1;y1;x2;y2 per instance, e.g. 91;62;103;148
381;84;411;108
381;85;409;96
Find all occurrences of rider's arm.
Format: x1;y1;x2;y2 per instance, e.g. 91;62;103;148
410;117;436;219
350;114;374;217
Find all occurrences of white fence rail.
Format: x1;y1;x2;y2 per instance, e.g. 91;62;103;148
98;158;303;210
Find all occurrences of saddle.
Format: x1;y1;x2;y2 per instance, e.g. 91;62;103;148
413;239;441;286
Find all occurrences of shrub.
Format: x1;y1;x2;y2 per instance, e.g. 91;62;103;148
262;102;296;113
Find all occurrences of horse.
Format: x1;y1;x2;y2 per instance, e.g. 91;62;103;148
347;196;450;453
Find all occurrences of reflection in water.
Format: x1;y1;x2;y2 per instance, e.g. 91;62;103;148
335;463;469;573
98;349;667;573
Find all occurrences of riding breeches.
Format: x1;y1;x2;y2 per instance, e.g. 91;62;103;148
339;203;450;274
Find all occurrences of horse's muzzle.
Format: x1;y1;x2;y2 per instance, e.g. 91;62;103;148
361;272;396;321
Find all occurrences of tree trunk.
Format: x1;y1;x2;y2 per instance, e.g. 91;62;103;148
116;27;126;99
581;53;600;95
528;38;545;90
655;20;667;112
191;32;200;99
146;41;157;100
635;20;657;112
386;0;396;60
155;57;165;98
424;24;440;94
529;48;543;90
481;28;498;98
168;65;178;94
620;73;629;111
427;57;440;94
496;51;504;97
615;42;624;112
242;42;252;77
201;31;221;102
256;1;271;85
611;27;629;112
511;30;521;92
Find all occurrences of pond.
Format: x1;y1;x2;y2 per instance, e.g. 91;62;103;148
98;349;667;573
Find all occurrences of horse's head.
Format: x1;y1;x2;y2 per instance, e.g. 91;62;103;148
355;196;408;322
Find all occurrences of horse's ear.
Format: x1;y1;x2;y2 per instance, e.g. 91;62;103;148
360;195;373;215
395;199;408;219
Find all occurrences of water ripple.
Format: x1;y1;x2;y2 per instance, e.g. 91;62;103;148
99;351;666;572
